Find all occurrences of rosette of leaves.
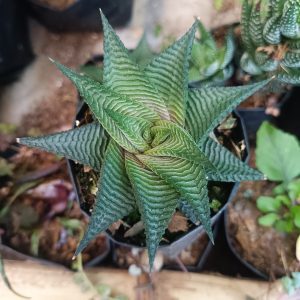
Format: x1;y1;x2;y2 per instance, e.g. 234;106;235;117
18;12;269;268
189;20;235;86
241;0;300;86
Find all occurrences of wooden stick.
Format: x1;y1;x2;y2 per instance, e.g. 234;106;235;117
0;260;285;300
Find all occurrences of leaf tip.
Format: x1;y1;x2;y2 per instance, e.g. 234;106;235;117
48;57;55;63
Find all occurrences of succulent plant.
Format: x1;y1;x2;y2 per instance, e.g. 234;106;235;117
189;20;235;86
18;12;269;269
240;0;300;85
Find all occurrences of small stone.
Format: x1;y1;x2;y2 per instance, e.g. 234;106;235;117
128;264;142;277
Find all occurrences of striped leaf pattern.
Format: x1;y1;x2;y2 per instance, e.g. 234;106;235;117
186;80;270;143
125;154;178;266
19;13;268;269
100;11;169;120
144;22;196;125
145;120;215;170
199;137;264;181
52;61;158;153
241;0;300;85
19;123;108;171
136;155;213;241
75;140;136;256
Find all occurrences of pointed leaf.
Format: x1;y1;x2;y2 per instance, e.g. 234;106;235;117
220;31;235;69
100;11;169;120
145;22;196;125
277;68;300;84
249;4;264;47
19;123;108;171
75;140;135;256
263;16;282;44
136;155;213;241
52;61;159;153
186;80;270;143
145;120;217;170
178;199;199;224
241;0;255;52
280;0;300;39
130;34;156;68
200;137;264;181
125;153;178;268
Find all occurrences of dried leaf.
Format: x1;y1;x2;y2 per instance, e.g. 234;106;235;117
124;221;144;238
167;212;188;233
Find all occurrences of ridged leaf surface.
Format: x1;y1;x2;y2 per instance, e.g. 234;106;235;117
200;137;264;181
125;154;178;267
137;155;213;241
19;123;108;171
186;80;270;143
144;23;196;125
100;11;169;120
75;140;136;255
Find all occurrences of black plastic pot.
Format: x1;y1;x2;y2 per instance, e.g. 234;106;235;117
68;101;251;267
237;90;291;140
0;0;34;84
224;204;270;280
110;221;220;272
223;89;300;280
27;0;133;32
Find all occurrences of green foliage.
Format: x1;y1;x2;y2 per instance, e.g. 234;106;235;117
189;20;235;86
240;0;300;85
18;12;268;269
0;158;14;177
257;178;300;232
256;122;300;183
256;122;300;234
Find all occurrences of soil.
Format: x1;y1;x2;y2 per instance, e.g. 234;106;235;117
0;145;109;267
227;151;300;278
34;0;76;11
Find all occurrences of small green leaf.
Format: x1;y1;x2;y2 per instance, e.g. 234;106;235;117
274;218;294;232
30;230;41;256
258;213;279;226
257;196;282;212
291;206;300;228
275;194;291;206
256;122;300;183
287;179;300;200
0;158;14;177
